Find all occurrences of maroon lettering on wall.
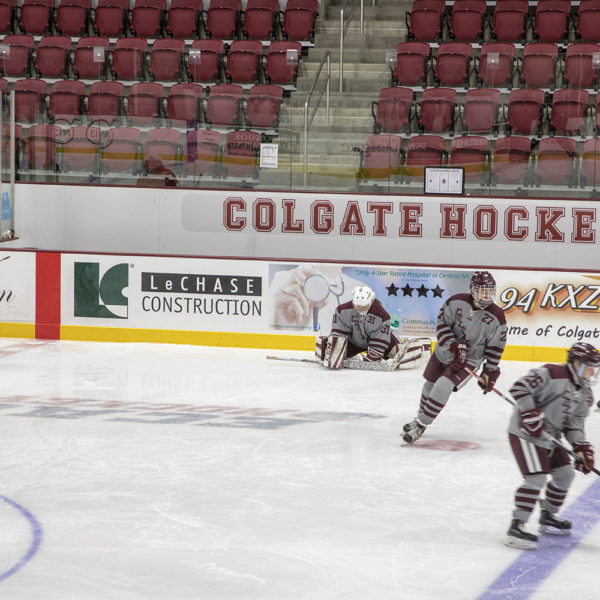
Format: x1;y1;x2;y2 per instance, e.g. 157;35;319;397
572;208;596;243
399;203;423;237
282;199;304;233
440;204;467;238
367;202;393;236
473;205;498;240
340;201;366;235
224;197;246;230
311;200;334;234
536;207;565;242
253;198;276;232
504;206;529;240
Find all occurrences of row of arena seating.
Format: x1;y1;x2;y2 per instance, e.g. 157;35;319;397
0;35;302;85
355;133;600;188
406;0;600;44
6;123;263;180
4;79;284;132
0;0;318;42
372;86;600;138
390;41;600;90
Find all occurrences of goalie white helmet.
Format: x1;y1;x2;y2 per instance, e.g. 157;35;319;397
352;286;375;316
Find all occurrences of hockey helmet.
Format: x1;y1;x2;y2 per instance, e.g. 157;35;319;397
470;271;496;309
352;285;375;316
568;342;600;386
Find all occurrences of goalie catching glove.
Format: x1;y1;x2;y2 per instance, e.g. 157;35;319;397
520;408;544;438
477;365;500;394
573;442;594;474
449;341;468;372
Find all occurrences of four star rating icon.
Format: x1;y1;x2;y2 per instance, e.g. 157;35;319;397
389;283;445;298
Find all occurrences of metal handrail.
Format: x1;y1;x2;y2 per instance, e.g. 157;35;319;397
339;0;364;93
303;49;331;185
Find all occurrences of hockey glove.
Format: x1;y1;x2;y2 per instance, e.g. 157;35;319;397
449;341;468;372
520;408;544;438
477;366;500;394
573;442;594;474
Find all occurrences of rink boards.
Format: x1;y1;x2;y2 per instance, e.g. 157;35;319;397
1;249;599;362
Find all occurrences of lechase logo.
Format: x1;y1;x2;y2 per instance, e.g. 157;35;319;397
74;262;129;319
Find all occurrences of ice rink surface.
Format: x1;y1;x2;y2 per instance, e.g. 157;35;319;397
0;338;598;600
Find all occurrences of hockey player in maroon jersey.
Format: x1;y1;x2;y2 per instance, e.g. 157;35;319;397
402;271;507;443
315;286;428;370
504;342;600;550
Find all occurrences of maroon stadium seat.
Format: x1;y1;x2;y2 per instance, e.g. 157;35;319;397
204;83;244;126
418;87;457;133
87;80;124;124
581;138;600;186
93;0;129;37
111;37;147;81
451;0;486;42
19;0;54;36
404;134;446;179
392;41;430;87
166;0;202;39
535;0;570;43
222;129;260;178
577;0;600;42
371;86;413;134
491;136;531;185
243;0;278;40
126;81;163;126
48;79;85;124
264;40;301;85
506;88;546;135
166;82;203;126
492;0;529;43
406;0;444;42
434;42;472;87
130;0;166;38
149;38;185;82
205;0;241;39
520;43;559;89
62;124;101;172
461;88;501;135
449;135;489;182
25;123;61;171
55;0;90;36
563;43;600;88
0;0;17;35
187;39;225;83
1;34;35;78
478;43;515;88
281;0;318;43
534;136;577;186
550;89;589;135
360;133;404;180
144;128;182;172
15;78;47;122
35;35;72;79
185;129;221;176
226;39;263;84
101;126;142;173
245;84;283;128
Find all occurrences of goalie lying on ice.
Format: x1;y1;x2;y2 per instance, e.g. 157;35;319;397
315;285;431;370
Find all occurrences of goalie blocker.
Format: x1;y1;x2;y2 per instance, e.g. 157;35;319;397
315;334;431;371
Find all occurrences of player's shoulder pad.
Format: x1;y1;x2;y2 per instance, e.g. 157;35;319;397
337;300;354;312
446;292;472;305
544;363;570;381
369;299;390;321
484;303;506;324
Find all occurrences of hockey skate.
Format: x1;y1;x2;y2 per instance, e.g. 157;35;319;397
538;510;572;536
402;418;426;444
505;519;538;550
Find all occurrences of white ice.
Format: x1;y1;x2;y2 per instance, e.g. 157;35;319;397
0;338;598;600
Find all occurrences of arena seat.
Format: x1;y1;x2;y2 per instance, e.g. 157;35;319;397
359;133;404;181
491;136;532;185
534;0;570;43
281;0;319;43
434;42;472;87
461;88;500;135
371;86;413;134
48;79;86;124
0;0;17;36
130;0;166;38
73;36;109;80
392;41;430;87
222;129;260;178
492;0;528;43
35;35;72;79
406;0;444;43
243;0;278;40
203;83;244;127
563;43;600;89
506;88;546;136
520;43;559;89
126;81;164;126
15;78;47;123
450;0;486;43
143;128;183;172
477;43;515;88
87;80;124;124
185;129;222;177
93;0;129;37
1;34;35;78
55;0;91;36
187;39;225;83
24;123;62;171
418;87;457;134
264;40;301;86
244;84;283;129
165;82;204;127
111;37;147;81
19;0;54;36
550;89;589;136
449;135;489;183
205;0;241;39
577;0;600;42
101;126;142;173
61;124;101;172
166;0;203;39
149;38;185;82
226;40;263;84
404;134;446;179
534;136;577;186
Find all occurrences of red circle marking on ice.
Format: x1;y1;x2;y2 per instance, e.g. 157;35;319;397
407;440;481;452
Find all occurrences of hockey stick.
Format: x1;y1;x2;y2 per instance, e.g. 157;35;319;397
466;366;600;476
265;355;399;372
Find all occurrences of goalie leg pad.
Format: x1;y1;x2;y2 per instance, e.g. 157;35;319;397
315;336;328;361
395;337;432;370
325;335;348;369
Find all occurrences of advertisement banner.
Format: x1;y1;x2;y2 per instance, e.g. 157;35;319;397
0;251;35;323
62;254;269;333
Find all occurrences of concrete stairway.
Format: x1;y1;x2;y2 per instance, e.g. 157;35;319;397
260;0;410;190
